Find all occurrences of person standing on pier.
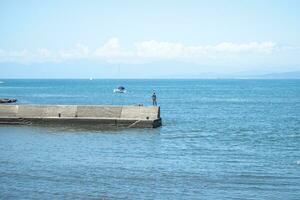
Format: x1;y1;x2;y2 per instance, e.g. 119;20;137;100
152;92;157;106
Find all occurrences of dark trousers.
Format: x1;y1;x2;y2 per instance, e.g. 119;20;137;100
153;100;157;106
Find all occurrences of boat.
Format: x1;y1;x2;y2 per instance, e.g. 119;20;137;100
0;98;17;103
113;86;126;93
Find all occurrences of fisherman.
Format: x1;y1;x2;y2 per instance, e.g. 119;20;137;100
152;92;157;106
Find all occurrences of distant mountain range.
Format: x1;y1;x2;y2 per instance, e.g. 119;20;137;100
248;71;300;79
177;71;300;79
1;60;299;79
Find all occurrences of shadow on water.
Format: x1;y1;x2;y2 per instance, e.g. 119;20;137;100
0;123;161;134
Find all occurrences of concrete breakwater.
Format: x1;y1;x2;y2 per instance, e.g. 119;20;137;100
0;105;162;128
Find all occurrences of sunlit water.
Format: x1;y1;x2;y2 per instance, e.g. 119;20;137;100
1;79;300;199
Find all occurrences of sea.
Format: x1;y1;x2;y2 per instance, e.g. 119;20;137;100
0;79;300;200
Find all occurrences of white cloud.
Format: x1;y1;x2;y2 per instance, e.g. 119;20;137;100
93;38;134;63
135;41;277;59
94;38;122;58
58;43;90;60
212;42;277;53
0;38;283;64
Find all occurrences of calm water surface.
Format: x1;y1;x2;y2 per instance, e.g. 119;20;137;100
0;79;300;199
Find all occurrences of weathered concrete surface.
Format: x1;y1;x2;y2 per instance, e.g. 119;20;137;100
121;106;160;120
0;105;18;117
77;106;122;118
0;105;162;128
17;105;46;118
45;105;77;118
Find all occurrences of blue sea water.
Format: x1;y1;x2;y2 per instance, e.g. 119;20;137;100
0;79;300;200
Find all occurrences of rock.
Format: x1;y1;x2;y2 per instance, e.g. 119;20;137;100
0;98;17;103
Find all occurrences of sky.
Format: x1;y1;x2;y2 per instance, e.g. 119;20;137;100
1;0;300;78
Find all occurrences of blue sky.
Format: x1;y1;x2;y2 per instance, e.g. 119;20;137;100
1;0;300;78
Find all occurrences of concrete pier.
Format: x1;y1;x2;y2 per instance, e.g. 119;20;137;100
0;105;162;128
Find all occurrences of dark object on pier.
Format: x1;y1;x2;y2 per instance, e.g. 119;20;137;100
0;98;17;103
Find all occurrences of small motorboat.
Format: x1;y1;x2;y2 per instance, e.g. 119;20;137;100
113;86;126;93
0;98;17;103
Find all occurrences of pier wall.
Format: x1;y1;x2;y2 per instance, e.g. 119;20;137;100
0;105;161;128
